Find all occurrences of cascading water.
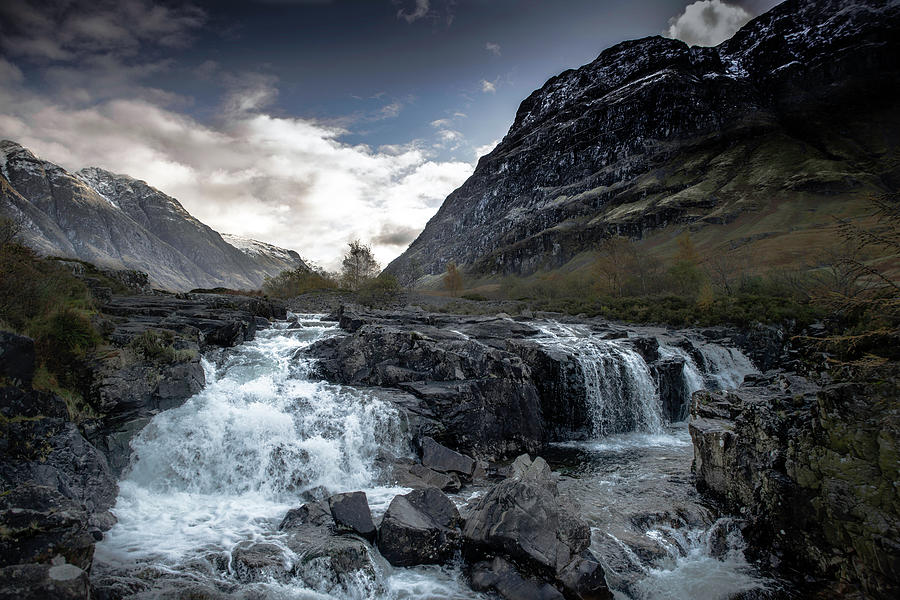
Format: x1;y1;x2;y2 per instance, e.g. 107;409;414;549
94;315;482;598
696;343;758;390
536;322;662;436
535;321;771;599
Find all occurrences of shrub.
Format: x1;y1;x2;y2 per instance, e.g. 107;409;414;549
262;268;337;298
128;329;179;364
357;273;401;307
27;308;100;391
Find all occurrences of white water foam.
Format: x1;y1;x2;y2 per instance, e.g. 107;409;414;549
97;320;407;566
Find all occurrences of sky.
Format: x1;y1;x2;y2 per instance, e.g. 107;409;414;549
0;0;781;270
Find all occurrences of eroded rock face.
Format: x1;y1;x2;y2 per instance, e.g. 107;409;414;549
690;372;900;598
0;387;117;532
385;0;900;283
0;484;96;571
463;455;612;600
377;487;462;567
309;308;548;460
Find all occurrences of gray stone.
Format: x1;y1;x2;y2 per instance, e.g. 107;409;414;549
376;487;462;566
421;436;475;477
327;492;376;541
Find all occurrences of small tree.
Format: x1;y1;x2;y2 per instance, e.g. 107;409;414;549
340;240;380;290
443;261;463;296
668;233;705;297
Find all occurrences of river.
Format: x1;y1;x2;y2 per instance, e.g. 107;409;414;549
93;314;779;599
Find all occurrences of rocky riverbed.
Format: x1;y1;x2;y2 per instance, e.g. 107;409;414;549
2;300;896;599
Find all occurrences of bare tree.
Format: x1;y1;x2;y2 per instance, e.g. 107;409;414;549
340;240;380;290
443;261;463;296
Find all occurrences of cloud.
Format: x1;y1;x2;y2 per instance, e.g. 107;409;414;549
481;79;497;94
396;0;430;23
665;0;752;47
485;42;501;56
474;139;499;160
0;0;206;61
372;223;421;247
430;118;452;128
0;78;473;269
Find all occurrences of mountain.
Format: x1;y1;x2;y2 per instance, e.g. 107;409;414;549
0;141;308;290
386;0;900;284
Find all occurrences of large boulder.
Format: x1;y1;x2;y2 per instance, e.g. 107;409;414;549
0;484;95;571
421;436;475;477
327;492;376;542
277;499;381;596
377;487;462;566
471;556;565;600
463;455;612;599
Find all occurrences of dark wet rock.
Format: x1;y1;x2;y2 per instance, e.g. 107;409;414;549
279;500;332;530
308;307;547;460
421;436;475;477
652;357;689;422
376;487;462;566
229;541;288;582
327;492;376;542
389;461;462;492
0;388;117;531
690;372;900;598
470;556;565;600
0;331;35;388
0;484;95;570
0;561;91;600
463;455;612;599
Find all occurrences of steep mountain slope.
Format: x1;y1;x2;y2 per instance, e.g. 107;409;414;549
0;141;307;290
386;0;900;283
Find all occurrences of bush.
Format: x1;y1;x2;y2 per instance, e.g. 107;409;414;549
357;273;401;307
128;329;181;364
262;268;337;298
27;308;100;391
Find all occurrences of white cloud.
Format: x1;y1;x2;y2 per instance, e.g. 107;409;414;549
430;118;452;128
0;0;474;270
474;139;500;160
481;79;497;94
0;80;473;269
665;0;752;47
397;0;430;23
485;42;501;56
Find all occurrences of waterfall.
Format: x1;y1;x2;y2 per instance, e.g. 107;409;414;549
97;317;409;565
695;344;757;390
536;323;662;437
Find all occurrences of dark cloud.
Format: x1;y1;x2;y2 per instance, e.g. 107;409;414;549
0;0;206;62
373;224;421;247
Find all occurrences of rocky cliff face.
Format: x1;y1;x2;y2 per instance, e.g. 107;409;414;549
386;0;900;282
690;372;899;598
0;141;308;290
